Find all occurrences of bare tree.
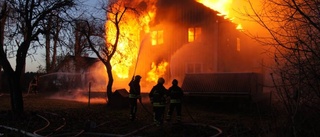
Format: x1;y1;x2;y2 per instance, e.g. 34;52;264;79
42;3;77;73
44;15;52;72
0;0;75;114
0;1;9;93
77;0;146;105
243;0;320;136
42;11;80;73
50;15;63;72
43;14;62;73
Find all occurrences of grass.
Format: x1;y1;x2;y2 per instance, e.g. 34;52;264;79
0;92;278;137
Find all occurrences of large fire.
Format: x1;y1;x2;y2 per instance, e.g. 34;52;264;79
105;0;165;83
105;12;140;79
105;0;241;84
105;2;155;79
146;61;169;83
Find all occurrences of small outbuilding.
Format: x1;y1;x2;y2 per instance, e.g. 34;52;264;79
108;88;129;108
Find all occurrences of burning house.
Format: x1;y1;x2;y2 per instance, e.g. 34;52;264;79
127;0;264;94
42;0;265;102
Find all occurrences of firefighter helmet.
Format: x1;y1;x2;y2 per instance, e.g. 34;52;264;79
172;79;178;85
135;75;142;80
157;77;165;84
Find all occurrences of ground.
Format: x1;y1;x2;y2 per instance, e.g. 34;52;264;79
0;92;278;137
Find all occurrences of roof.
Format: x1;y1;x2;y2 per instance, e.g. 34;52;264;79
114;89;129;98
181;73;261;94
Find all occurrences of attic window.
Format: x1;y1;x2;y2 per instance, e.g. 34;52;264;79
188;27;201;42
151;30;164;46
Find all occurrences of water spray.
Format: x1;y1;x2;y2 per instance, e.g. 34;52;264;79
132;34;153;116
133;34;149;77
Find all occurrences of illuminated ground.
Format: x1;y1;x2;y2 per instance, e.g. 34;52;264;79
0;92;278;137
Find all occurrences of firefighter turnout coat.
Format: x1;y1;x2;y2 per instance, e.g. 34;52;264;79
149;84;167;107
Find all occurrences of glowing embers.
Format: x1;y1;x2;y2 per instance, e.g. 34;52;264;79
146;61;169;83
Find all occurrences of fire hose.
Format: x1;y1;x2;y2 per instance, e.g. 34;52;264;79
139;98;153;116
0;101;222;137
0;125;42;137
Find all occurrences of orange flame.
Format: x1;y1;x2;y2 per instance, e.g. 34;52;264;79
146;61;169;83
105;2;156;79
196;0;232;17
196;0;242;30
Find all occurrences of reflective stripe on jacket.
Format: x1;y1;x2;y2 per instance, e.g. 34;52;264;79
129;94;140;98
170;99;181;103
152;102;166;107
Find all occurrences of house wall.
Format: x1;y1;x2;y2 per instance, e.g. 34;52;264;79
136;0;220;81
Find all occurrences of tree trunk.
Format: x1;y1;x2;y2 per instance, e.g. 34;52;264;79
45;16;52;72
0;54;26;115
0;3;5;91
9;71;24;114
49;17;61;72
0;2;23;114
52;24;59;71
74;22;81;58
10;41;30;114
105;61;114;105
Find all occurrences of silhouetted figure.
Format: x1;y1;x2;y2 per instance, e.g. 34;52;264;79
149;77;167;126
129;75;142;121
166;79;184;122
28;76;38;94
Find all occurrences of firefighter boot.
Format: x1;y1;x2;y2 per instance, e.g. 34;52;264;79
166;114;171;122
130;114;135;121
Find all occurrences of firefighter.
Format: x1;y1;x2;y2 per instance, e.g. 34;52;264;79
149;77;167;126
128;75;142;121
28;75;39;94
166;79;184;122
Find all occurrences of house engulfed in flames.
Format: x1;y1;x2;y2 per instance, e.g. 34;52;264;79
119;0;264;92
44;0;264;97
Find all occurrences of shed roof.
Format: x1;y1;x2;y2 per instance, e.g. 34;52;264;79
114;89;129;98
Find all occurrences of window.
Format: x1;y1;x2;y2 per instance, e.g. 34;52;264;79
188;27;202;42
151;30;164;46
237;38;241;51
186;63;202;73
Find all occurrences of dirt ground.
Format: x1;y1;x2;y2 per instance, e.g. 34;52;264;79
0;92;280;137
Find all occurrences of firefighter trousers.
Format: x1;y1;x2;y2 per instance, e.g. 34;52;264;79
129;98;138;120
167;103;182;121
153;106;165;125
